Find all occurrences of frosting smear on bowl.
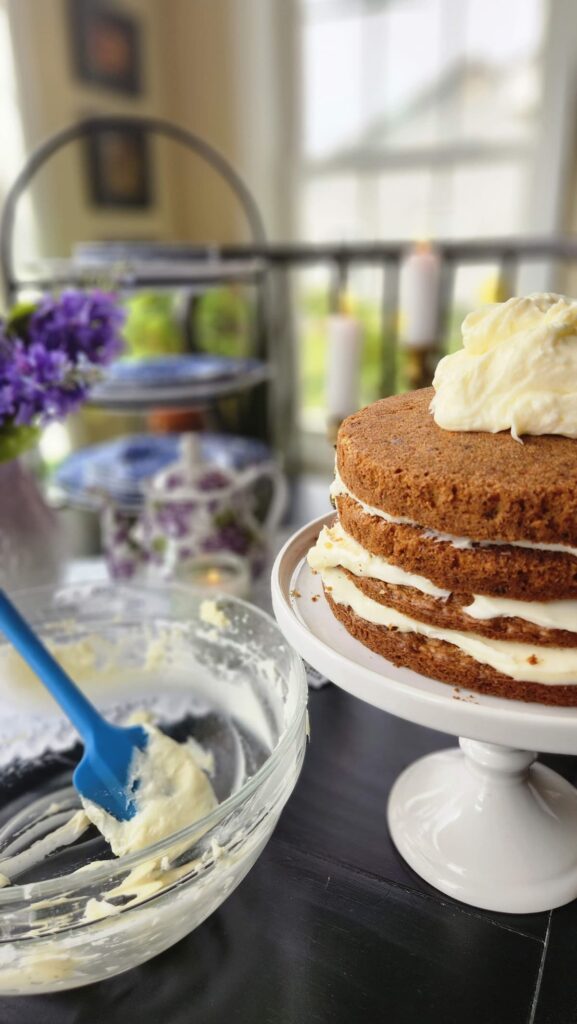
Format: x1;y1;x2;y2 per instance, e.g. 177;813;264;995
81;723;217;857
431;292;577;438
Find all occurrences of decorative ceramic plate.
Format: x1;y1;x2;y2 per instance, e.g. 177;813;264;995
89;356;270;410
102;355;263;389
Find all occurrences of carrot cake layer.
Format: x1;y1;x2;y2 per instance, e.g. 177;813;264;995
337;388;577;547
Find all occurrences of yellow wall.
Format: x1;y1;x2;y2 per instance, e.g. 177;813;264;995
5;0;296;261
160;0;297;244
161;0;242;244
8;0;177;260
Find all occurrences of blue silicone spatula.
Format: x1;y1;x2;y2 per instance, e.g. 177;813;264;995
0;589;148;821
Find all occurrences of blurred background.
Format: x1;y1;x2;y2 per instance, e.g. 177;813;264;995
0;0;576;579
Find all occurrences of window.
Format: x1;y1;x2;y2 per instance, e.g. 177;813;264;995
296;0;547;435
299;0;544;241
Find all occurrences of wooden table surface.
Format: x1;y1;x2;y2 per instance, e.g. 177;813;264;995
4;681;577;1024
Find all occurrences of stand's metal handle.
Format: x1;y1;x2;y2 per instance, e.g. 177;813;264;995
0;114;268;304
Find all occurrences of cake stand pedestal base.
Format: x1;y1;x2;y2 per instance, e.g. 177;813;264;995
388;739;577;914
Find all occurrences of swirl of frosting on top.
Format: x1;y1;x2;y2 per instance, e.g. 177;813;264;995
431;292;577;439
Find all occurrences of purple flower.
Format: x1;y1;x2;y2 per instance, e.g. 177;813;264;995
28;290;124;366
0;338;85;427
0;290;124;431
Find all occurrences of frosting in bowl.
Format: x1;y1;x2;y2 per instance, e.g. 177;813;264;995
81;723;217;858
431;293;577;438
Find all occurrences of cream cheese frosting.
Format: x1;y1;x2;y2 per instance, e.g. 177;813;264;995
308;522;577;632
0;811;90;887
308;522;449;598
431;293;577;438
320;565;577;685
81;724;217;858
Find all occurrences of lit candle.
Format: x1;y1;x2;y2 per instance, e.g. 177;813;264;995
175;553;251;599
399;242;441;349
326;308;363;423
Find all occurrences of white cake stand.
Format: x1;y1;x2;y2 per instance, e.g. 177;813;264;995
271;514;577;915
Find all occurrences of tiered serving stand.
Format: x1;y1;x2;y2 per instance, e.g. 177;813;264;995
272;514;577;915
0;114;274;434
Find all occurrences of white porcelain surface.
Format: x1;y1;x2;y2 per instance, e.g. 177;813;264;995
389;740;577;913
272;516;577;913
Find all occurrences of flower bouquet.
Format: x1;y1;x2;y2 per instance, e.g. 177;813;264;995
0;289;124;588
0;289;123;461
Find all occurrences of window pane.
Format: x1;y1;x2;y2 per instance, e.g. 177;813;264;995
449;161;527;237
302;14;363;158
465;0;544;65
377;170;434;240
300;175;361;241
302;0;545;154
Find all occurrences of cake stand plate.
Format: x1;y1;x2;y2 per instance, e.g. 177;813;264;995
272;515;577;914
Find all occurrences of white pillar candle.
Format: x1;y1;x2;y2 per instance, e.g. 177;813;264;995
326;312;363;421
400;242;441;349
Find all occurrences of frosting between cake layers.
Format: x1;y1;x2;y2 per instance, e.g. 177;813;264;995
308;522;577;632
308;522;449;598
331;470;577;559
431;293;577;439
319;565;577;685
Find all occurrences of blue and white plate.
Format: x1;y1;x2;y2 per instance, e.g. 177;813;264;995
103;355;263;389
54;433;273;511
90;355;271;410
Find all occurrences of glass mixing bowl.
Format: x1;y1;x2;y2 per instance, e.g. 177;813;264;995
0;582;307;994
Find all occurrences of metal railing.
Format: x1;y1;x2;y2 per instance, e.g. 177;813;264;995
7;235;575;349
216;235;576;397
4;234;576;456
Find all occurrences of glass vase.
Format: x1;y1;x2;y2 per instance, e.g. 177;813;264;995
0;459;63;591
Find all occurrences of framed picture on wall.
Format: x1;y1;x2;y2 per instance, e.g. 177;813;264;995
85;123;153;208
68;0;142;95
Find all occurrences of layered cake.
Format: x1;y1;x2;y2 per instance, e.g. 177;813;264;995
308;293;577;705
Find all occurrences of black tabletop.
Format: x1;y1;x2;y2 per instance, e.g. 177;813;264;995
2;684;576;1024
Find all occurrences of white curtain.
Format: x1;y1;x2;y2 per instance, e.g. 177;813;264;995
0;0;38;282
